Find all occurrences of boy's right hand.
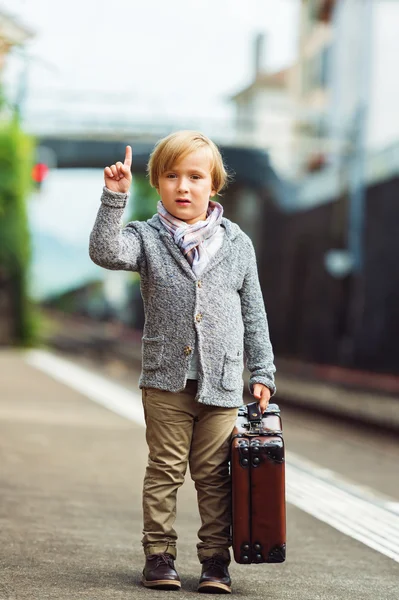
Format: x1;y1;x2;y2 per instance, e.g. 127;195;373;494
104;145;132;194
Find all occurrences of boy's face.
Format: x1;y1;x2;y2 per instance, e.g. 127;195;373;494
157;149;217;225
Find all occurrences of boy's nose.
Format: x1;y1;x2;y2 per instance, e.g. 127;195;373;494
177;180;189;193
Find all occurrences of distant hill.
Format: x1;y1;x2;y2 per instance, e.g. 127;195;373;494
29;231;104;301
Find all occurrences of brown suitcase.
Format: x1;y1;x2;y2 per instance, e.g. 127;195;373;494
231;402;286;564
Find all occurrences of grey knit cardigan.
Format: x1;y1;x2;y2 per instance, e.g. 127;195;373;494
89;187;276;408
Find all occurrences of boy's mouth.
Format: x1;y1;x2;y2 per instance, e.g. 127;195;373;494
176;199;191;204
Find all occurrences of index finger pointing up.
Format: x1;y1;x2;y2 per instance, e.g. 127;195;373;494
124;145;132;168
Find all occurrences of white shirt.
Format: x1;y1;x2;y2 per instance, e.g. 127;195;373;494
187;225;225;380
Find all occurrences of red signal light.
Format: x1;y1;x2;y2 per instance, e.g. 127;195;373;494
32;163;49;183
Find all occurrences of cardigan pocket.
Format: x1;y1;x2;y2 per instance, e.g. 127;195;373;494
221;351;243;391
142;335;164;370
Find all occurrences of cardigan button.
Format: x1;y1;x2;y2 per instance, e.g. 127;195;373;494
195;313;203;323
197;280;202;288
184;345;192;356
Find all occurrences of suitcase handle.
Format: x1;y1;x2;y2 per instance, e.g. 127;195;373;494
238;403;280;418
242;402;283;435
247;402;262;424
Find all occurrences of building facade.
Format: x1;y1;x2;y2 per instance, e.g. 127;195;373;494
230;33;296;177
0;10;33;72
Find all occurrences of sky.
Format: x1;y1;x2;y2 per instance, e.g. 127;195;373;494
1;0;300;125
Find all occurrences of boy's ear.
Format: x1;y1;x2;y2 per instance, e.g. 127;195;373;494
210;190;217;197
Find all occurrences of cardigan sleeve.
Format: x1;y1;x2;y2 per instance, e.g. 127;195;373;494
239;237;276;397
89;186;145;272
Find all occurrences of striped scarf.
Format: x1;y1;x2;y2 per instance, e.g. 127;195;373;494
157;199;224;272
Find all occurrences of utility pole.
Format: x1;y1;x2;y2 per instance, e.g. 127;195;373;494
324;0;373;366
345;0;373;364
12;47;58;122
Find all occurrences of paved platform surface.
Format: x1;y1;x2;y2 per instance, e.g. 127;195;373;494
0;349;398;600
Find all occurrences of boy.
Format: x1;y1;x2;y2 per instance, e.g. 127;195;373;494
89;131;276;594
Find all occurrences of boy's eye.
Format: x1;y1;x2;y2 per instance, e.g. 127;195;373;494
165;173;201;180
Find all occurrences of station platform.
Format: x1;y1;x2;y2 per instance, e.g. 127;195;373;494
0;348;398;599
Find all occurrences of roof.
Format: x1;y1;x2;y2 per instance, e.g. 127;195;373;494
230;68;290;102
0;10;35;46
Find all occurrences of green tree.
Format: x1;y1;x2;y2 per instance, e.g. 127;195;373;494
0;114;37;345
129;174;159;222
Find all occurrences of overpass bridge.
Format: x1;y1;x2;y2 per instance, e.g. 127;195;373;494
27;114;280;193
36;136;281;193
25;109;233;167
26;115;294;221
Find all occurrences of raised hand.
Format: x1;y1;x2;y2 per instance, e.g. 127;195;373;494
104;145;132;194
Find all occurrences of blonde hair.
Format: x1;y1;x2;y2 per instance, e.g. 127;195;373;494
147;130;229;194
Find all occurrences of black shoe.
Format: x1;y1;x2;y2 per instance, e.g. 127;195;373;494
142;552;181;590
198;554;231;594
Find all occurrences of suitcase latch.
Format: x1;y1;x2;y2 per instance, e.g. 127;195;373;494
245;402;264;434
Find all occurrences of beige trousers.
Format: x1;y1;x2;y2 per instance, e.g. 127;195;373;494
141;379;238;563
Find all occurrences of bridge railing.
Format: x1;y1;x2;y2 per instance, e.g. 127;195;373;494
22;111;236;145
